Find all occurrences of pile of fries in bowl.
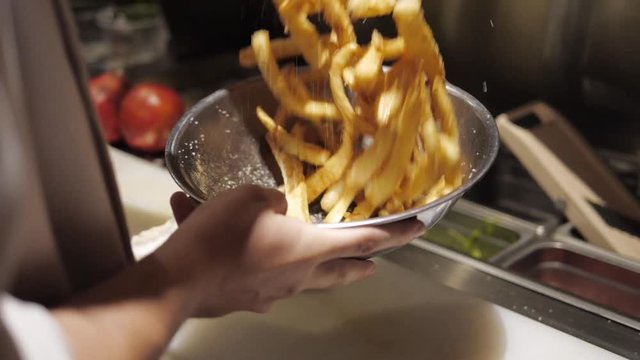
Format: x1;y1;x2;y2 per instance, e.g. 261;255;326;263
166;0;499;228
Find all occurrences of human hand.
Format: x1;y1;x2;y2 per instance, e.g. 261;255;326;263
159;185;426;317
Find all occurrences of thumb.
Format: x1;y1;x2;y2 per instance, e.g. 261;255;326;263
170;192;198;224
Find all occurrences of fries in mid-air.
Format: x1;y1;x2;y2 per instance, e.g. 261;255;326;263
240;0;463;223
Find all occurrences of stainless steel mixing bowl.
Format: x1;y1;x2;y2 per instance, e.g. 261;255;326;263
165;76;499;229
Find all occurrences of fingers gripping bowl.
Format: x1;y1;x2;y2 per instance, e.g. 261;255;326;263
165;76;499;229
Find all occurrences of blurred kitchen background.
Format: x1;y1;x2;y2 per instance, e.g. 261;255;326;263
65;1;640;350
71;0;640;198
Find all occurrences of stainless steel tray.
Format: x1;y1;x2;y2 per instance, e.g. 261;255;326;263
412;199;640;331
419;199;537;262
503;241;640;321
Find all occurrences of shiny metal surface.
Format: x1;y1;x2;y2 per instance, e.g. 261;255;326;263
384;243;640;360
419;199;537;262
505;241;640;321
420;0;640;105
419;199;640;332
166;76;499;229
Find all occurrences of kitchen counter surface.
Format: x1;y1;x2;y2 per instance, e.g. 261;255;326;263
110;147;640;360
161;258;627;360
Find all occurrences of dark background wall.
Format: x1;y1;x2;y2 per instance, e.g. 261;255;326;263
69;0;639;158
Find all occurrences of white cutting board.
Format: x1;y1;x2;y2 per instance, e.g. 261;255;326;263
161;260;624;360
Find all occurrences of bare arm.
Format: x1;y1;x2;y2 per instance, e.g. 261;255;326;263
52;254;194;360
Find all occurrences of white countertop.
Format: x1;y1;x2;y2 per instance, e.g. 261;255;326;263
160;259;624;360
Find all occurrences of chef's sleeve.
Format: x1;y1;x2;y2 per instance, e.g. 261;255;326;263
1;295;72;360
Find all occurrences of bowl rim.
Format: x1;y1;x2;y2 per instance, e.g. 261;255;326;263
165;76;500;229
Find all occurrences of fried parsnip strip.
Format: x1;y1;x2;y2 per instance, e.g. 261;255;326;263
354;96;378;131
273;0;326;15
321;0;357;46
306;45;360;202
403;154;435;209
329;43;376;134
324;119;396;222
251;30;340;121
291;121;324;146
432;76;459;139
239;36;405;68
278;0;329;69
291;122;306;139
377;209;390;217
325;61;413;222
274;106;289;126
277;0;395;19
320;178;345;212
342;66;357;88
420;94;440;154
439;134;461;169
298;68;331;85
266;135;311;222
396;152;423;205
239;36;326;67
374;66;404;127
284;64;370;146
282;64;313;100
381;196;404;216
306;134;353;202
415;175;447;207
393;0;445;81
432;76;461;180
348;0;396;18
352;31;384;94
416;95;443;194
248;0;463;223
382;36;405;60
398;90;439;205
347;200;376;221
314;121;341;152
257;107;331;166
399;76;460;209
362;70;426;209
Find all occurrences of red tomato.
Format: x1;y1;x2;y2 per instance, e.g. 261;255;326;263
119;83;184;152
89;72;128;143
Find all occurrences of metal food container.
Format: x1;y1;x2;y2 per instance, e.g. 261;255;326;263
420;199;536;262
165;76;499;229
504;241;640;321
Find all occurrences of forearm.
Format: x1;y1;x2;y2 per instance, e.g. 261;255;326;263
52;254;195;360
